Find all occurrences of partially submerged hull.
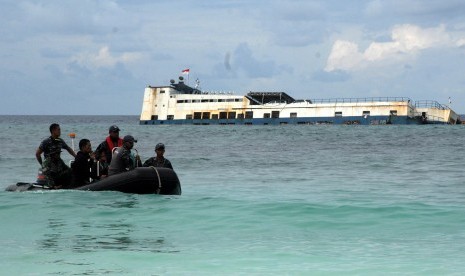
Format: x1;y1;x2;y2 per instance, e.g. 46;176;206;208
140;77;460;125
5;167;181;195
141;115;425;125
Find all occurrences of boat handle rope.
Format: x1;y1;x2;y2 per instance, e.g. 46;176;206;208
150;166;162;194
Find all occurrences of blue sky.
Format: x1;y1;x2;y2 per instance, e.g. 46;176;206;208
2;0;465;115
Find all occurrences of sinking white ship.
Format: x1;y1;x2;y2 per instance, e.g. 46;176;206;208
140;76;459;125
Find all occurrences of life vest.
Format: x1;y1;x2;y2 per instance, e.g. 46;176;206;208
106;136;123;152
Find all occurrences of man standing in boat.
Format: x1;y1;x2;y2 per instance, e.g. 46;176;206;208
36;123;76;166
95;125;123;164
108;135;142;176
42;146;72;188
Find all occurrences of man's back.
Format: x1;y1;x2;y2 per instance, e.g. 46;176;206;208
108;147;131;176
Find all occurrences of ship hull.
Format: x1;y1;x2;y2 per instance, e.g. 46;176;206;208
141;115;436;125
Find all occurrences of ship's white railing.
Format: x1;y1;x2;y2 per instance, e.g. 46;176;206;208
414;100;449;110
309;97;412;104
201;91;236;95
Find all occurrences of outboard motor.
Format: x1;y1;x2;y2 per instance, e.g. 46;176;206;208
4;168;48;192
36;168;48;186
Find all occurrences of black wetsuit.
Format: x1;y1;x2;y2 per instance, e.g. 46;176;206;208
71;151;93;187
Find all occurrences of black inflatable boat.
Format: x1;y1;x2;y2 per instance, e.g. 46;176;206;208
5;167;181;195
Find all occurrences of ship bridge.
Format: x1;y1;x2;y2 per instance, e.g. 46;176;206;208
170;77;202;94
246;92;295;105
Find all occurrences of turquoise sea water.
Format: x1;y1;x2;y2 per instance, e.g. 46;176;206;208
1;115;465;275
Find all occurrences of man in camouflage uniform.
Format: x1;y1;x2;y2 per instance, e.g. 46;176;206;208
108;135;142;176
42;147;72;188
143;143;174;170
36;123;76;166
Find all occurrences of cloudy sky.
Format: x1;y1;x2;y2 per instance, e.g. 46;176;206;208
2;0;465;115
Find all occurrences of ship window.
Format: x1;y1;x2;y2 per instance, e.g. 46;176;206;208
290;112;297;118
264;113;270;118
201;99;209;102
160;90;165;94
226;99;234;102
390;110;397;116
167;115;174;120
151;115;158;120
177;100;184;103
218;99;224;102
237;113;244;119
212;99;218;102
212;114;219;119
186;115;193;120
219;112;228;119
271;111;280;118
335;112;342;117
363;111;370;116
185;99;192;103
245;111;253;119
209;99;214;102
193;100;200;103
235;98;242;102
228;112;236;119
202;112;210;119
194;112;202;119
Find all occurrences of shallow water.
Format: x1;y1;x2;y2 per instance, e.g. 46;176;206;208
1;116;465;274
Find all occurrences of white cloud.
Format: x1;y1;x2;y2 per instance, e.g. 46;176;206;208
457;38;465;47
325;24;456;72
325;41;364;71
391;24;450;50
71;46;142;69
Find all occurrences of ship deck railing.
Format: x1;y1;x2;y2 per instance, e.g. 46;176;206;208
309;97;413;104
414;100;450;110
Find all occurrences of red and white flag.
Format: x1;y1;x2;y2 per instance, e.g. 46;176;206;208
182;68;190;74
